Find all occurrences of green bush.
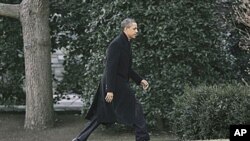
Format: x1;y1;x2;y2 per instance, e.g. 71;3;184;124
0;16;25;105
169;84;250;140
50;0;247;128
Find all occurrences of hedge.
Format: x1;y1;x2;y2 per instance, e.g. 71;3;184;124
169;83;250;140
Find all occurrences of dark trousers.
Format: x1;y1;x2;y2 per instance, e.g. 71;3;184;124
134;100;150;141
74;100;150;141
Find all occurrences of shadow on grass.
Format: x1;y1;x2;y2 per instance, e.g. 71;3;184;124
0;112;177;141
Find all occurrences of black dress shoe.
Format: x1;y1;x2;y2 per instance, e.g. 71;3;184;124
71;138;79;141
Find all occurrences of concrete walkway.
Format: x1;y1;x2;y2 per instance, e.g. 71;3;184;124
194;139;229;141
0;94;83;112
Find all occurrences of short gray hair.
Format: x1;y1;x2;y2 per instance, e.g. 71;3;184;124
121;18;136;30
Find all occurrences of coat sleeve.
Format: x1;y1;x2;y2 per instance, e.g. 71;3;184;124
106;42;121;92
129;68;143;85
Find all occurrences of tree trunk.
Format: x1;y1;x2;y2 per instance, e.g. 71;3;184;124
20;0;54;129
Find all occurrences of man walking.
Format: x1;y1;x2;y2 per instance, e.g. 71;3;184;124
72;18;150;141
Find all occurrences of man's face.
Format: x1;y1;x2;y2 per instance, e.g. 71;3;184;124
124;22;138;40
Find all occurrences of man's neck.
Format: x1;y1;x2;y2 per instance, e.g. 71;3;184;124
123;31;131;41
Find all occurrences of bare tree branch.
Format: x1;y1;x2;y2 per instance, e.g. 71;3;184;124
233;0;250;27
0;3;20;19
233;0;250;51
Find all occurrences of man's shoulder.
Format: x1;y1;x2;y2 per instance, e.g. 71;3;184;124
109;35;123;47
112;34;123;43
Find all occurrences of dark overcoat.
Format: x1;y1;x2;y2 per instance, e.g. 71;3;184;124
85;32;142;125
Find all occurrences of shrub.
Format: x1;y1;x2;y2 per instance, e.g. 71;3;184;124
169;83;250;140
0;16;25;105
50;0;246;129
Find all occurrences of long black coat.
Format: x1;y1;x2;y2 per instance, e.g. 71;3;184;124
85;32;142;125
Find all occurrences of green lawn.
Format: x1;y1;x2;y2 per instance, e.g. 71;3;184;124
0;112;176;141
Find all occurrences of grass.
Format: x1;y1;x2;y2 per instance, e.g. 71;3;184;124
0;112;177;141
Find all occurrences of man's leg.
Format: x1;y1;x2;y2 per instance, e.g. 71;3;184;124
134;100;150;141
73;116;100;141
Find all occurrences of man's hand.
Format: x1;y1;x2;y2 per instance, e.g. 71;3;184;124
105;92;114;103
140;79;149;90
